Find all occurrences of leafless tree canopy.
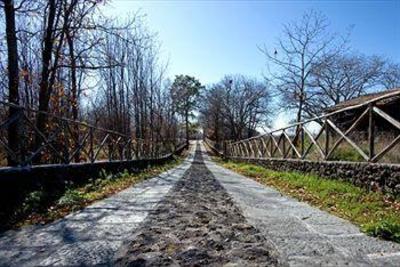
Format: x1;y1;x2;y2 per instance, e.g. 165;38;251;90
200;75;272;143
380;62;400;90
307;54;386;115
261;9;399;122
0;0;183;165
260;10;345;123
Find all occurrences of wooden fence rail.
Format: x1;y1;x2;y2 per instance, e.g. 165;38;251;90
225;90;400;164
0;101;185;167
204;137;225;156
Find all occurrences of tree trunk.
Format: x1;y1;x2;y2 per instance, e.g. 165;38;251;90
214;114;219;149
35;0;57;162
67;33;78;121
4;0;23;166
66;31;80;162
293;89;304;157
185;109;189;146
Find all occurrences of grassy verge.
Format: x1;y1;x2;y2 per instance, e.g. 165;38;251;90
214;157;400;243
9;157;183;230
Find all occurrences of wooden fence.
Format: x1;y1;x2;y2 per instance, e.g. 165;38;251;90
0;101;185;167
204;137;225;156
226;90;400;164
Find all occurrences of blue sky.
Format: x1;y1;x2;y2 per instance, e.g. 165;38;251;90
104;0;399;129
105;0;399;84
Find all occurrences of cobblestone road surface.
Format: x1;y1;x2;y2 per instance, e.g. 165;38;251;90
114;144;285;266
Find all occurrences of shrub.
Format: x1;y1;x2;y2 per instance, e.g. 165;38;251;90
57;189;86;207
21;190;46;213
364;219;400;243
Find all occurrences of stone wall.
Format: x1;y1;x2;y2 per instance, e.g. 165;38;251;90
227;156;400;196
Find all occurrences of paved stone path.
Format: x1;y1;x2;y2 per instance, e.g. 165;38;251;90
201;142;400;266
0;141;399;266
114;144;285;266
0;145;195;266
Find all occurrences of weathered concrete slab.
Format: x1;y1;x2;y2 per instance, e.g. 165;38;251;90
201;142;400;266
0;145;195;266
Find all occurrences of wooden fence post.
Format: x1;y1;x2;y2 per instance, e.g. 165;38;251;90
368;104;375;161
324;119;330;160
89;127;94;163
282;133;286;159
270;135;273;157
223;141;227;157
300;124;305;157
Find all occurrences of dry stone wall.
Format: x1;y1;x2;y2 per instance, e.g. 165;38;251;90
228;156;400;196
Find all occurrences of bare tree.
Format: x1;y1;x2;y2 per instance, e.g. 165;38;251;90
0;1;181;165
261;10;346;123
200;75;272;142
2;0;23;165
90;15;181;155
32;0;105;161
200;84;225;145
308;53;385;115
34;0;59;152
380;62;400;89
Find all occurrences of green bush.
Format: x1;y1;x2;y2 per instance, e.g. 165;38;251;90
364;219;400;243
120;169;130;179
21;190;46;213
57;189;86;207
